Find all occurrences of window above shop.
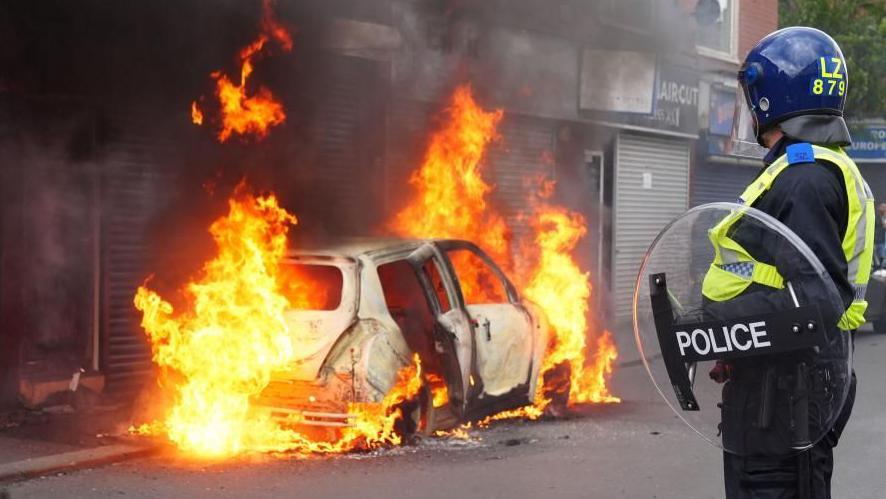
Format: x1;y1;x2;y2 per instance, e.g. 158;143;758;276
599;0;656;33
693;0;737;61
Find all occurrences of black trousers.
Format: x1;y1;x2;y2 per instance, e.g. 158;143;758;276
723;370;856;499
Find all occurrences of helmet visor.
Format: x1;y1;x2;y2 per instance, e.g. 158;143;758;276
730;86;766;158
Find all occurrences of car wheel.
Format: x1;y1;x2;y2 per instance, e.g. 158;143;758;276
873;320;886;335
417;386;438;437
395;384;436;440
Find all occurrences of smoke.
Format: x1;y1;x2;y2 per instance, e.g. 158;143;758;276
0;101;98;374
0;0;700;395
1;0;697;236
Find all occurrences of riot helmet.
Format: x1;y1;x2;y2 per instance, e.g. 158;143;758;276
732;27;850;152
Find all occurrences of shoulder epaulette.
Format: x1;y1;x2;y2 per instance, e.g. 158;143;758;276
786;142;815;165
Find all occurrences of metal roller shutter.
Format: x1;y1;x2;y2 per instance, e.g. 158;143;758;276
487;115;555;244
307;55;384;234
691;162;759;206
612;131;690;319
101;112;175;396
384;97;433;214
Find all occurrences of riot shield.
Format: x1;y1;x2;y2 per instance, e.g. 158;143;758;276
633;203;852;456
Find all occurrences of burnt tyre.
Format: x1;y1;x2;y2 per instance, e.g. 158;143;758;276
394;384;437;441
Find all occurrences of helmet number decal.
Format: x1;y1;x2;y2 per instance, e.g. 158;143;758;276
812;57;845;96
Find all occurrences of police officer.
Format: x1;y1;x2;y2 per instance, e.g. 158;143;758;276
703;27;872;498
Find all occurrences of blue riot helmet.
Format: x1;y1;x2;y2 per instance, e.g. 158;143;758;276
732;27;852;155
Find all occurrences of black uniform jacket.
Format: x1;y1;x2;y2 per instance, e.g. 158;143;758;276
706;137;852;325
713;138;855;457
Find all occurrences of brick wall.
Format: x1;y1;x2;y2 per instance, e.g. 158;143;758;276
739;0;779;59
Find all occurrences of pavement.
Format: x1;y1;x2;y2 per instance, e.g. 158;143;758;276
0;436;82;467
1;328;885;498
0;443;155;484
0;402;154;484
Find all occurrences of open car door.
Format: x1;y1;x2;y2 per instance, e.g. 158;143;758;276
407;244;474;418
438;241;534;401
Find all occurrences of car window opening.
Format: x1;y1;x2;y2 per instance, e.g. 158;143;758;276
446;248;508;305
422;260;452;313
378;260;443;375
278;263;343;310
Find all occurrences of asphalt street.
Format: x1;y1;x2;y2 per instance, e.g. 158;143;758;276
5;331;886;499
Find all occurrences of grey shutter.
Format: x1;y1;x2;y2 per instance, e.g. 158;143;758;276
487;115;555;245
384;97;433;214
612;132;690;319
307;55;384;234
691;162;759;206
101;112;175;396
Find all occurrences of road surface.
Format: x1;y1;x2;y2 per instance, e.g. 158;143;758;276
5;331;885;498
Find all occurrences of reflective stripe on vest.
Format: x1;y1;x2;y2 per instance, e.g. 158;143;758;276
701;144;874;331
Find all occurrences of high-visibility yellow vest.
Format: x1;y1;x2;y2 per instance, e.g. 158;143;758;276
701;143;874;331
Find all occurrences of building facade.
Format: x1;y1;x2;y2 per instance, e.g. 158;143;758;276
847;122;886;202
0;0;781;406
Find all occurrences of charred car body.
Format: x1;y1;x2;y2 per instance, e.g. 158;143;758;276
256;238;548;435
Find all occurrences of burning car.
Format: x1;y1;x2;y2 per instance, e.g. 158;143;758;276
255;238;549;437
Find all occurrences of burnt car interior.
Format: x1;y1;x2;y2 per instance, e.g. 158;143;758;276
446;248;508;304
421;260;452;313
377;260;444;377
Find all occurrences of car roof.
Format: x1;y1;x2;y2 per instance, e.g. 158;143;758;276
287;237;466;260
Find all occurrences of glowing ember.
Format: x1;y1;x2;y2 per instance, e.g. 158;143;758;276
132;184;425;457
390;84;619;415
193;0;291;143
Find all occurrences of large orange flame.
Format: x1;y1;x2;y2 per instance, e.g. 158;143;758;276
522;200;620;406
192;0;291;143
390;85;619;415
133;184;425;457
388;86;511;303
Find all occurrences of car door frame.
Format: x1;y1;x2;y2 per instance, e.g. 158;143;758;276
406;243;476;419
434;240;521;304
434;240;539;410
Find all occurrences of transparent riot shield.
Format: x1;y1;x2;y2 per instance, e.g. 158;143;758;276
633;203;852;456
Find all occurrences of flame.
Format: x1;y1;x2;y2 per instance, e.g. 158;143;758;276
390;85;619;416
133;185;297;456
434;424;472;440
522;203;620;406
426;373;449;408
193;0;291;143
388;85;511;303
339;353;424;450
191;101;204;125
133;184;426;457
